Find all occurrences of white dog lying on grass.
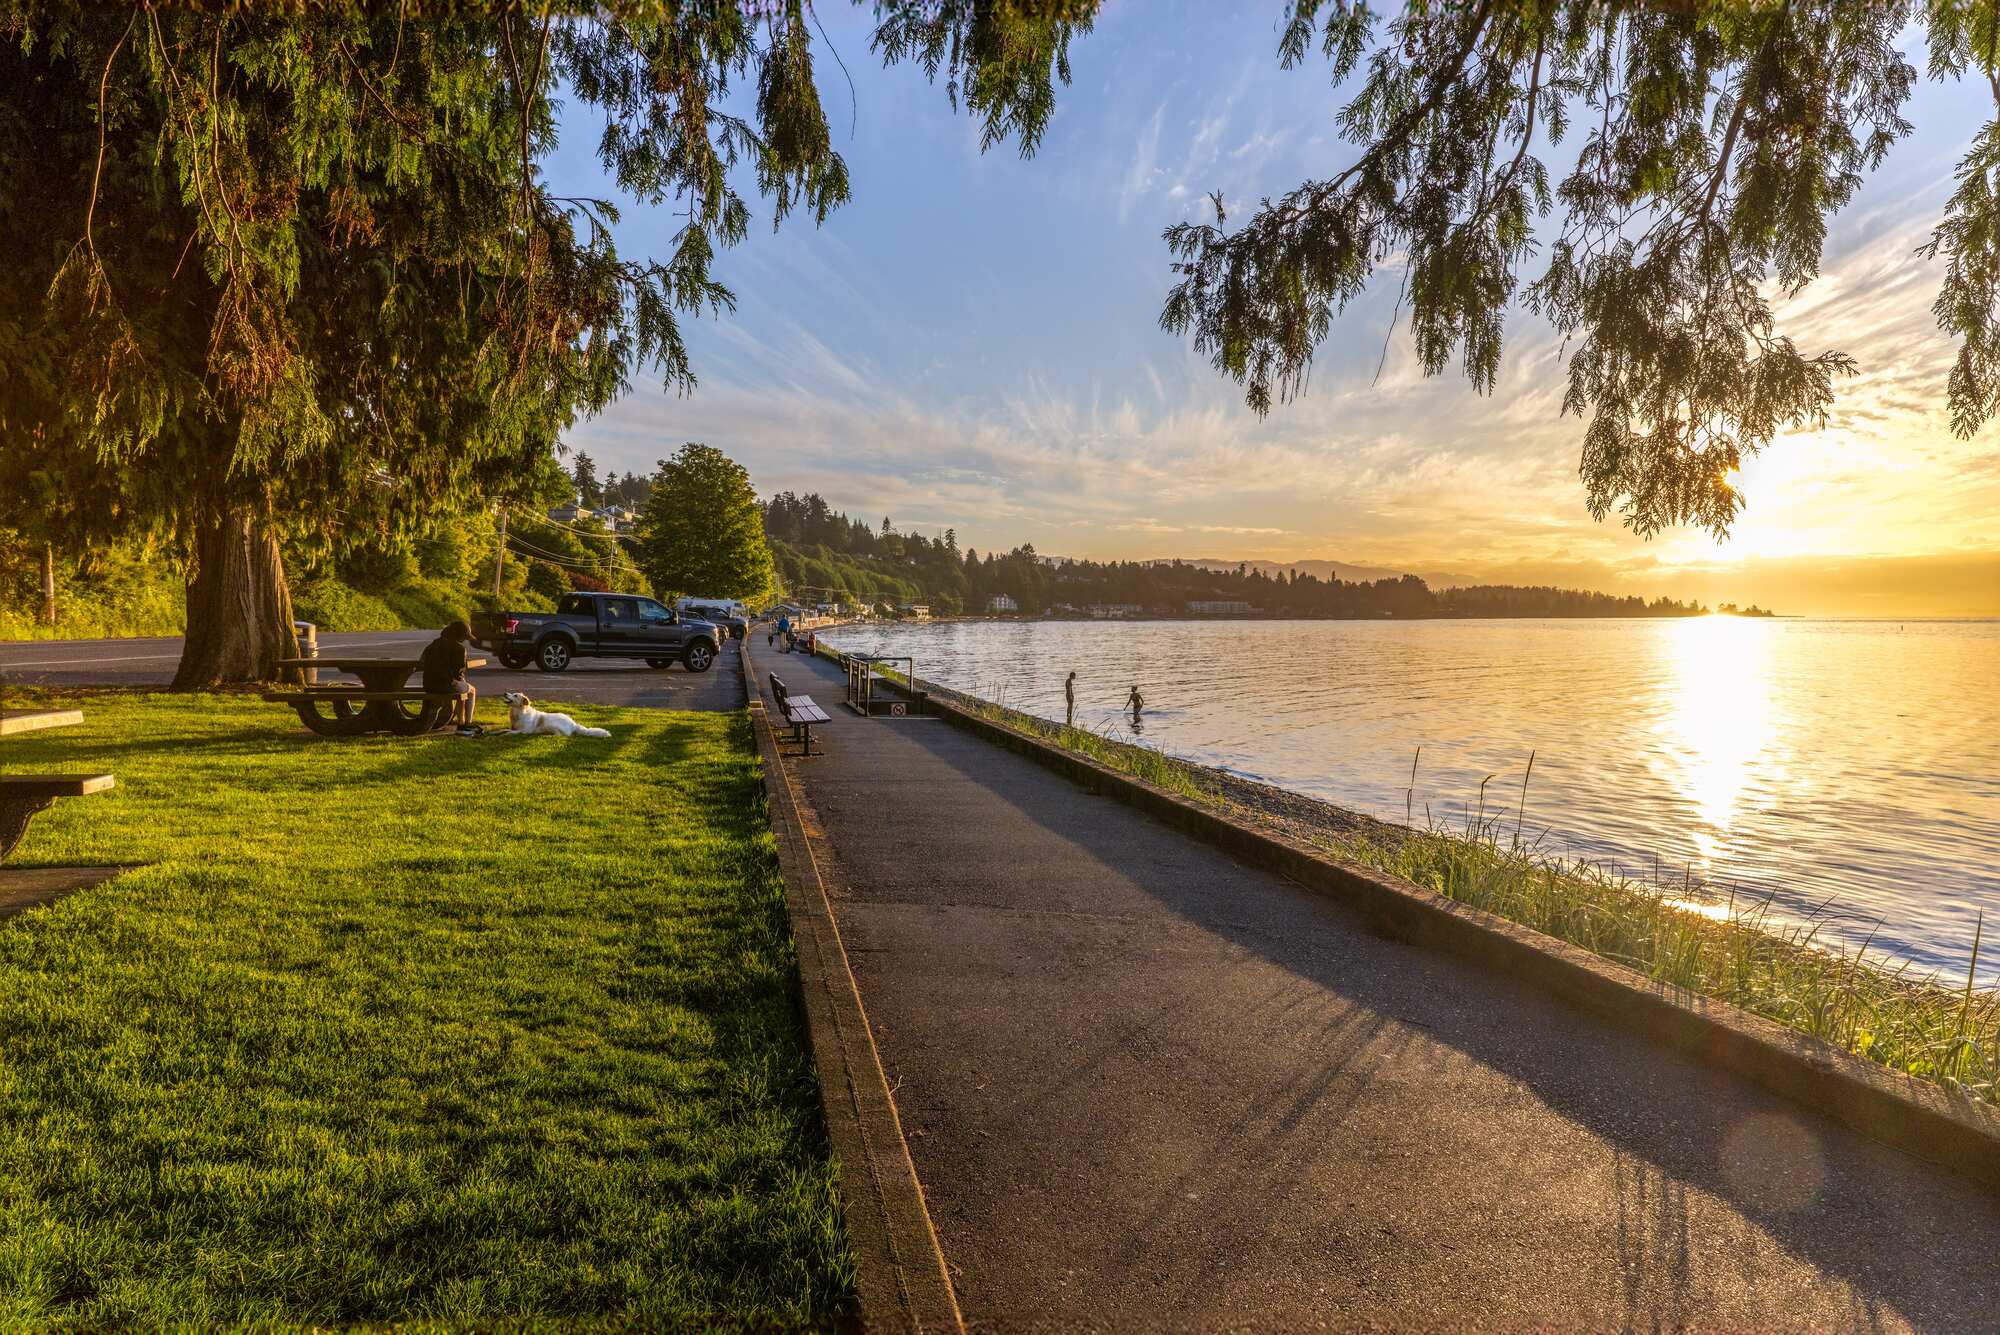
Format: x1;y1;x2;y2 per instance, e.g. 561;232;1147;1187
501;692;611;738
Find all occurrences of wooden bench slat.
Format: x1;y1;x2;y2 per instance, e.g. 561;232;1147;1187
261;690;454;702
276;657;487;670
0;775;115;797
0;710;84;737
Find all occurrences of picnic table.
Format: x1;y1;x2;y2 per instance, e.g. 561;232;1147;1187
0;710;114;861
263;655;487;737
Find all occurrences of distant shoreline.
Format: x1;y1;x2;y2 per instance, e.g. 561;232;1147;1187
822;609;1785;627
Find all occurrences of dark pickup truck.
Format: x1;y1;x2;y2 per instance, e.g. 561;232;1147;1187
472;592;723;673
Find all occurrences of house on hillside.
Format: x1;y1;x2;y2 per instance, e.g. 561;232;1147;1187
548;503;593;524
1187;599;1253;615
987;594;1018;613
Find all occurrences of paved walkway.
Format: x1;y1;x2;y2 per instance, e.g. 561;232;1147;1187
750;642;2000;1333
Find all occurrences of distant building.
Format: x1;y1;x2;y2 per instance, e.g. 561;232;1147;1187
897;602;931;620
1086;603;1144;619
987;594;1018;613
1187;599;1253;615
547;503;593;523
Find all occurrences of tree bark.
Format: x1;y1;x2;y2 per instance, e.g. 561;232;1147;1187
172;502;301;688
39;544;55;627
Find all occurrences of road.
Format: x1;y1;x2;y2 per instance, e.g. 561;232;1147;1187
0;630;743;712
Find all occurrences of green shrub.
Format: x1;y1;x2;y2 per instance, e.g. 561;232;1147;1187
289;578;401;632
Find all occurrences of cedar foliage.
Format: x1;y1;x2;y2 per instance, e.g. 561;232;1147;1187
1143;1;1998;537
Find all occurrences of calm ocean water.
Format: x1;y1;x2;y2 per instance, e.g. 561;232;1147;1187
824;617;2000;978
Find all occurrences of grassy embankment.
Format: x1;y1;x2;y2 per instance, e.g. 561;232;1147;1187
0;566;464;641
0;692;852;1327
900;667;1999;1108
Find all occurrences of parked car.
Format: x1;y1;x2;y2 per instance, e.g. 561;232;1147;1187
471;592;723;673
682;603;748;639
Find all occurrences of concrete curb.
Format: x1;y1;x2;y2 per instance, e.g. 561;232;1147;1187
863;661;2000;1192
739;641;965;1332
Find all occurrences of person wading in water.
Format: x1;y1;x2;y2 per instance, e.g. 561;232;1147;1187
1065;671;1077;728
1126;684;1144;723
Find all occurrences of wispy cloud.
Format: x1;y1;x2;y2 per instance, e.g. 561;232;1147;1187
562;11;2000;614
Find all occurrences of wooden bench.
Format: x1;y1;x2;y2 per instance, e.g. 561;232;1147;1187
769;673;831;756
0;774;115;861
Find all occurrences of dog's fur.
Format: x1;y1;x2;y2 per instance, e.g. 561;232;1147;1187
502;691;610;738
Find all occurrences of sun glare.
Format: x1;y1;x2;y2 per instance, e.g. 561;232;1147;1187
1658;614;1777;867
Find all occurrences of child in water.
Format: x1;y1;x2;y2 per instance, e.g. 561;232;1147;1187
1126;685;1144;719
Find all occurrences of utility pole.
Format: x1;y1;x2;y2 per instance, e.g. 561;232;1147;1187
493;507;507;600
39;544;55;627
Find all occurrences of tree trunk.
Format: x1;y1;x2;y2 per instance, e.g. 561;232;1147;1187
172;502;301;688
39;544;55;627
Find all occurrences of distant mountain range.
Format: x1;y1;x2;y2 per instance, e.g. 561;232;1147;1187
1169;557;1484;590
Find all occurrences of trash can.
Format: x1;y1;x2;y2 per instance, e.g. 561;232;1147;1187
293;620;318;685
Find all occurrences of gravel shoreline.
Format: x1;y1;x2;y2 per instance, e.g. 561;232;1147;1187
1197;765;1408;853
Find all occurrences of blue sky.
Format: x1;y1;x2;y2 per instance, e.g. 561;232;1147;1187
550;5;1999;614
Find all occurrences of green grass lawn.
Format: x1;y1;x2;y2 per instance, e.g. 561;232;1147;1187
0;693;853;1327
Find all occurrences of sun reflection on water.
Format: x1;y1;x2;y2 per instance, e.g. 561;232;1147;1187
1659;615;1777;870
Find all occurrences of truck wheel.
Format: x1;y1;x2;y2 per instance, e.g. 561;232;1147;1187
536;637;573;672
646;657;672;669
498;649;531;670
683;641;715;673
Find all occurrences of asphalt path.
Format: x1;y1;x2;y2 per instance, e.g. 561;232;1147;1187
750;638;2000;1332
0;630;742;712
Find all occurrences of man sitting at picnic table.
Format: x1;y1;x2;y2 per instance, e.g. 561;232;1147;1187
421;621;478;732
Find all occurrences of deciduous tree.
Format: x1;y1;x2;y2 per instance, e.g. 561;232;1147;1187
636;443;775;602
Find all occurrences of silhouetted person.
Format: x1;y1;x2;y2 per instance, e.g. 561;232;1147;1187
422;620;477;729
1126;684;1144;721
1065;671;1077;728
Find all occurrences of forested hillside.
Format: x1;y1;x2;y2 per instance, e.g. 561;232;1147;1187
763;492;1715;619
0;506;646;639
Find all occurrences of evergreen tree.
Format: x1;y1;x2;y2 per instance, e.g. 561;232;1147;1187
570;453;602;510
0;4;847;683
636;444;773;602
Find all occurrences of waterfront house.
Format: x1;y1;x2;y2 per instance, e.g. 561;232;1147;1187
987;594;1018;613
1086;603;1145;619
897;602;932;620
1187;599;1254;615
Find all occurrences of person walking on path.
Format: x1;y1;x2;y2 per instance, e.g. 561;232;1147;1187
776;611;792;652
1065;671;1077;728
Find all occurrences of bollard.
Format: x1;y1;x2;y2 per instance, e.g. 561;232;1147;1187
293;620;318;685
